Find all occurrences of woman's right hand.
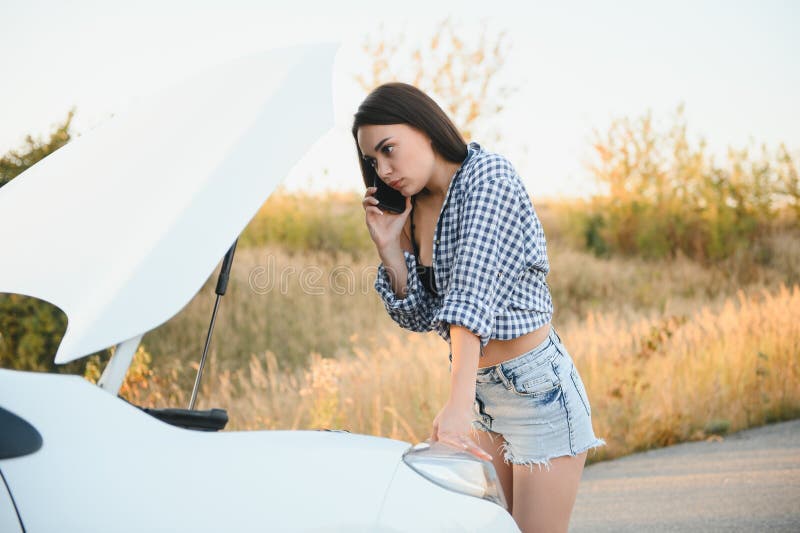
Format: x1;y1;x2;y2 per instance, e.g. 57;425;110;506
362;187;412;251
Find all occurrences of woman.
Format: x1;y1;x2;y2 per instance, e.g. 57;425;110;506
353;82;606;532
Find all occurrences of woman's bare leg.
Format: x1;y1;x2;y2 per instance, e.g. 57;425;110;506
511;451;587;533
473;429;514;513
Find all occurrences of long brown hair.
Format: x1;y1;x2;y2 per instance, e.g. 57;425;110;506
351;82;468;189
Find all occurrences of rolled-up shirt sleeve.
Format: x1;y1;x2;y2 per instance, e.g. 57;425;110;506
434;170;528;348
374;249;437;332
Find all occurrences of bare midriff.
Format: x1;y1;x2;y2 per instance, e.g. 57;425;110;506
477;322;552;369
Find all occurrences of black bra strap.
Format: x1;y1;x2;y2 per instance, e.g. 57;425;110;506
409;196;439;295
410;196;421;260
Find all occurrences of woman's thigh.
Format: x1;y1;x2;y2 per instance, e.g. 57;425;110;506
512;450;587;532
472;428;514;513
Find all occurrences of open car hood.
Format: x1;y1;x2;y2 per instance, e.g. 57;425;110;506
0;42;339;364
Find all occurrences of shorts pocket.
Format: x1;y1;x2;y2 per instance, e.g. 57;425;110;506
507;360;561;401
569;366;592;417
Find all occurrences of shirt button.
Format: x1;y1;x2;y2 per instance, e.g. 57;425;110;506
435;239;440;244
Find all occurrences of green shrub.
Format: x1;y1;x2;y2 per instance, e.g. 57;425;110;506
581;104;798;263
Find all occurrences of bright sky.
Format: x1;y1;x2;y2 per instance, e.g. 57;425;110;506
1;0;798;200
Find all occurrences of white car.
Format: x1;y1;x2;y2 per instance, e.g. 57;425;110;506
0;42;515;532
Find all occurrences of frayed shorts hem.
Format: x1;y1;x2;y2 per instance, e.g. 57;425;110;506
503;437;607;472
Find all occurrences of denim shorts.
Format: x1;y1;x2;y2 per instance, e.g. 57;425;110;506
452;326;607;472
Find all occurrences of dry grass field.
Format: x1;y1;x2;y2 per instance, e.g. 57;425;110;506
88;210;800;465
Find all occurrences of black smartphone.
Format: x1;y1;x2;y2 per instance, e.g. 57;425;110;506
371;171;407;214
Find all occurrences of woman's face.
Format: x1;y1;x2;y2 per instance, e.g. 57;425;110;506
356;123;436;197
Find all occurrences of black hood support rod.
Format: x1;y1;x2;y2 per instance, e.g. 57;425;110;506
189;238;238;410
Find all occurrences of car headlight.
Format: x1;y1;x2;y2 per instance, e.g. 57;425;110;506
402;440;508;510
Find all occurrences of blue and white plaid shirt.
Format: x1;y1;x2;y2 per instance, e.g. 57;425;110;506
373;141;554;357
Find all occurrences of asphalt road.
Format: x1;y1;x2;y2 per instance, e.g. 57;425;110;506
570;418;800;532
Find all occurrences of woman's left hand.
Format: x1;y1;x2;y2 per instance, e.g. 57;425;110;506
431;400;493;461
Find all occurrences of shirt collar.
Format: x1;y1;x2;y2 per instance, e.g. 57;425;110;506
464;141;480;167
453;141;480;184
445;141;479;195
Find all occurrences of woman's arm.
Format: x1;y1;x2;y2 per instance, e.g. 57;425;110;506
429;158;527;461
374;246;437;332
430;323;492;461
448;325;480;407
377;242;411;299
363;190;436;332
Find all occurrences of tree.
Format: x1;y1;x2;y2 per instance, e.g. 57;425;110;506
354;16;516;146
0;108;75;188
